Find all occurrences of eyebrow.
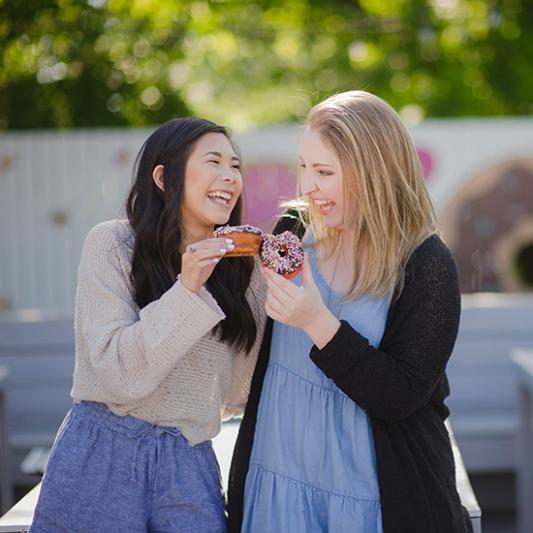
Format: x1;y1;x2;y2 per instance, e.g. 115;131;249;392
299;157;334;168
203;151;240;161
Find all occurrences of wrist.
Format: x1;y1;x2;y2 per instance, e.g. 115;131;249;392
177;274;200;295
304;307;341;349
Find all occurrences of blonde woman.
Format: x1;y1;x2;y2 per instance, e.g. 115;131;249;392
228;91;471;533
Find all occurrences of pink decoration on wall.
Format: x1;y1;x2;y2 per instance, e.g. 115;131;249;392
417;148;434;180
242;162;296;232
0;153;14;172
113;148;130;166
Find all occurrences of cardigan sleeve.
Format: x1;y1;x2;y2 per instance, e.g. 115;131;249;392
76;222;225;402
309;236;461;421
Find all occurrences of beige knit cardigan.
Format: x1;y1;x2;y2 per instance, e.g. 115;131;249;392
71;219;267;445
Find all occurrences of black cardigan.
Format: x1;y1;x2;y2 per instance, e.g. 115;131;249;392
227;215;472;533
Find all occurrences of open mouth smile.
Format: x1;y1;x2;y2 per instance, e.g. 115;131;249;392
207;190;233;208
313;198;335;213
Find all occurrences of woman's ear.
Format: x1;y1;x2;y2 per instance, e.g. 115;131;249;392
152;164;165;191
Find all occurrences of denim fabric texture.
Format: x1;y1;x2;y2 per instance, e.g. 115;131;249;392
30;401;227;533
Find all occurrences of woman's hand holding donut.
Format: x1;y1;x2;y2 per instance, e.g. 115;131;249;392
262;253;341;349
180;237;234;294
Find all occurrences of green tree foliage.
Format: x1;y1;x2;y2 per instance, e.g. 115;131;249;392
1;0;531;129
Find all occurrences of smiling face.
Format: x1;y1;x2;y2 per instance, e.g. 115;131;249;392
181;132;243;232
299;127;344;229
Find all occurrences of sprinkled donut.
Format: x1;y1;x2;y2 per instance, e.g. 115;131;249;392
212;224;262;237
260;231;304;279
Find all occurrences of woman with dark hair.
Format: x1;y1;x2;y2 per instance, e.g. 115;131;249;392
30;118;266;533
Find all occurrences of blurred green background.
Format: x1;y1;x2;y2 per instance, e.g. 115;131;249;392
1;5;533;532
1;0;532;131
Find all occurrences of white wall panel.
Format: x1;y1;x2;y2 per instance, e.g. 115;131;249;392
0;119;532;312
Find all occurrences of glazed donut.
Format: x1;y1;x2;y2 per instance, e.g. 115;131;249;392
260;231;304;279
212;224;262;256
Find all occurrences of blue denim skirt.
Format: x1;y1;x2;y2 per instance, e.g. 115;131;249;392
30;401;227;533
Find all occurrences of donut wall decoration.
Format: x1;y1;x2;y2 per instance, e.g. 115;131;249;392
417;148;434;181
0;153;14;172
440;158;533;293
0;133;145;312
241;162;296;232
240;151;434;231
112;148;131;167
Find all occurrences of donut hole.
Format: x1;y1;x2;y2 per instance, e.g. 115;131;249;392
277;245;288;258
514;243;533;288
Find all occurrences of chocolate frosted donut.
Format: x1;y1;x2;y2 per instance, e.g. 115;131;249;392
260;231;304;279
212;224;262;256
213;224;262;237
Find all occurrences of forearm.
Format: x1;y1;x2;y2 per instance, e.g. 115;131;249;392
309;318;456;421
81;275;225;401
77;221;228;402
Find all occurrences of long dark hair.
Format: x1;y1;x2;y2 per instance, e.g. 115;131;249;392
125;117;257;352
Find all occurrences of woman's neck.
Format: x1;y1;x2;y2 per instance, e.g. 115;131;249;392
180;223;214;253
313;229;354;259
311;229;356;294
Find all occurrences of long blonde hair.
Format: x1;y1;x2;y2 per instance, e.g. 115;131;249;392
293;90;437;299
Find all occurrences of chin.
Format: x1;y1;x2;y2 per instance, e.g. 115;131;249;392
209;215;231;227
208;209;234;226
324;216;343;229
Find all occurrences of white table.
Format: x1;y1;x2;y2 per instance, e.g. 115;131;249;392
511;348;533;533
0;367;13;513
0;483;39;533
0;420;481;531
446;420;482;533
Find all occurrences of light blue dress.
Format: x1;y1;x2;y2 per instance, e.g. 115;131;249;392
242;242;390;532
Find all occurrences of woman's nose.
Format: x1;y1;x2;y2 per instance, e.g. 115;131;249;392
300;173;318;196
221;173;237;183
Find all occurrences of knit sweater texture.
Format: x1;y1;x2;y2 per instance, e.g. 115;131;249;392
227;214;473;533
71;219;267;445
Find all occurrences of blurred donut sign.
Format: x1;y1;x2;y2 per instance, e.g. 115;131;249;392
417;148;434;180
243;149;434;231
243;162;296;231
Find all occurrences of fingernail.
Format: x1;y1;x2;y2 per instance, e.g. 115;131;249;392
219;248;227;254
226;239;233;244
227;244;235;250
213;258;220;263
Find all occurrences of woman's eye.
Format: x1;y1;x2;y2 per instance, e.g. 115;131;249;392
232;165;241;170
299;163;306;169
209;160;220;165
318;170;333;176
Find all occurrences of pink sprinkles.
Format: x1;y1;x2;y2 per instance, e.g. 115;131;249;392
260;231;304;275
213;224;262;237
